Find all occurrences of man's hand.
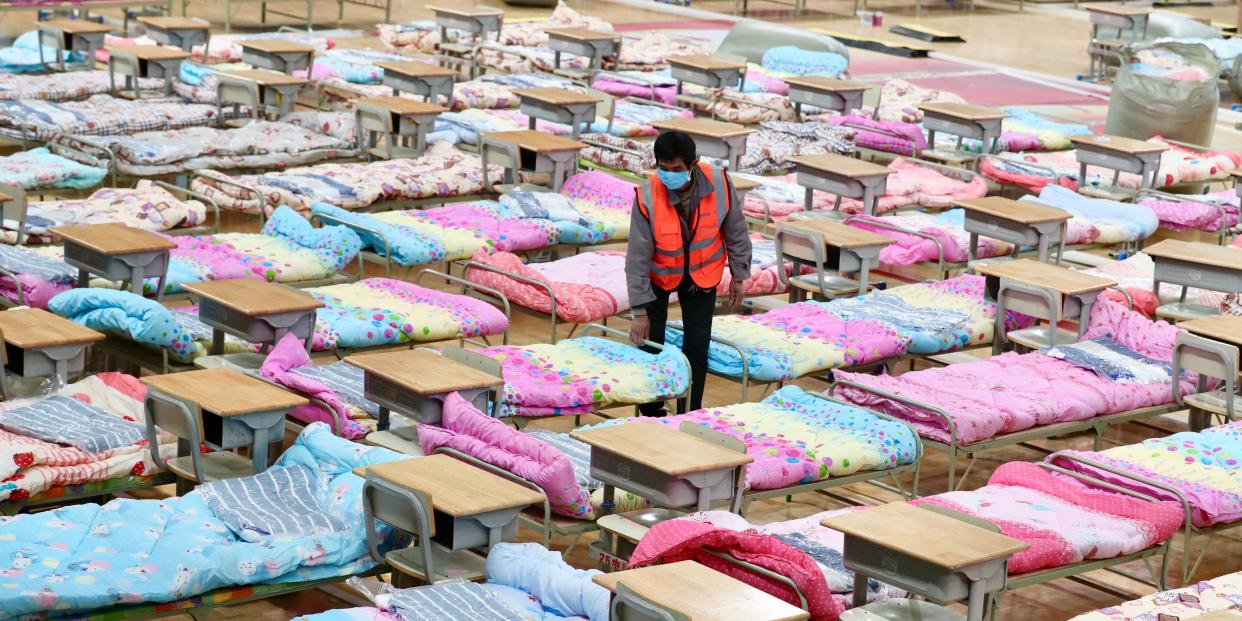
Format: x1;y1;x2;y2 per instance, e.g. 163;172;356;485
727;281;745;308
630;315;651;345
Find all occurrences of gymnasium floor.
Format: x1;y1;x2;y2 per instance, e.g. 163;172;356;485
15;0;1238;617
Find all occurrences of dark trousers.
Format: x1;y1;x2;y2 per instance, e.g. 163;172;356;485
639;283;716;416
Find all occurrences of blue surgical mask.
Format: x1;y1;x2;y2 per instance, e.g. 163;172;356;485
657;169;691;191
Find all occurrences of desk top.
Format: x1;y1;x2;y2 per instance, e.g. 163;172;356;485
142;368;308;417
356;455;543;517
918;102;1007;121
218;69;308;86
954;196;1071;224
51;223;177;255
357;96;446;116
40;19;113;34
183;279;324;316
667;54;746;72
651;117;752;139
375;60;459;78
976;258;1116;296
1069;134;1168;155
592;561;809;621
570;422;752;476
239;39;315;54
782;76;871;93
728;174;762;192
1181;315;1242;348
545;27;620;42
428;5;504;18
137;16;210;29
779;218;894;250
483;130;587;152
0;189;13;203
789;153;893;178
821;502;1028;571
514;87;603;106
1146;239;1242;271
107;45;190;61
345;349;502;395
1085;4;1152;16
0;308;103;349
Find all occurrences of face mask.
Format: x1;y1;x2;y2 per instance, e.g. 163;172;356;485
657;169;691;191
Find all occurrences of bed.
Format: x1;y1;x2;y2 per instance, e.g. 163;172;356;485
581;120;854;176
188;142;491;218
3;180;214;246
0;372;177;515
462;236;806;341
980;138;1242;194
666;274;1032;395
1085;252;1230;319
0;31;76;73
822;107;1090;160
292;542;609;621
842;210;1015;277
1068;570;1242;620
832;297;1192;493
377;1;611;55
628;461;1183;620
0;94;220;144
1021;184;1159;248
317;71;584;113
1051;419;1242;583
0;144;107;196
1137;188;1240;243
191;31;334;64
0;70;162;102
0;423;401;619
68;111;359;180
426;98;693;147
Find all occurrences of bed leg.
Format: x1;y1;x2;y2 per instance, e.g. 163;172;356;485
187;607;212;621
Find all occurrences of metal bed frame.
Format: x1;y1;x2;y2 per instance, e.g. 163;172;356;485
179;0;390;32
1136;188;1239;246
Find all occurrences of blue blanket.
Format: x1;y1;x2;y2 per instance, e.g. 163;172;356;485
0;423;402;619
49;288;203;362
825;294;970;354
0;395;146;453
0;31;77;73
1041;337;1173;385
1022;185;1159;243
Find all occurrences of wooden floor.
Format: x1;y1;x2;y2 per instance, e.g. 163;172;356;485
6;0;1242;617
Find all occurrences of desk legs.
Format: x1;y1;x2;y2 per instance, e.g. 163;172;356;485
250;424;269;475
852;572;868;608
211;328;225;356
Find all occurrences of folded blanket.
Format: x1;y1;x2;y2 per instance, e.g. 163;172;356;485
0;243;77;307
200;463;346;541
1042;337;1173;385
388;581;523;621
0;147;107;191
0;395;145;453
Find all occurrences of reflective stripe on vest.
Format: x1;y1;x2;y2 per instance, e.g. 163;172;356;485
634;162;731;290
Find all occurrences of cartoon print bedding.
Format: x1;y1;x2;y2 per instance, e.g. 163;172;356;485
0;372;176;505
418;386;917;520
76;113;358;177
1068;570;1242;621
1052;420;1242;528
1022;185;1159;245
427;100;694;146
378;2;610;55
0;70;162;102
844;210;1015;267
188;142;492;217
2;181;208;245
292;542;610;621
834;298;1193;445
667;275;1030;382
0;147;107;191
1137;188;1241;233
0;424;402;619
0;94;219;141
315;72;584;113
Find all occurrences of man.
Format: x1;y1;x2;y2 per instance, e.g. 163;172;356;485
626;131;752;416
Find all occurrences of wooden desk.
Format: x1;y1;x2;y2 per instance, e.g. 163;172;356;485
107;45;188;98
346;349;502;429
1182;315;1242;349
594;561;809;621
1069;134;1167;193
546;28;621;75
480;130;587;192
183;279;322;355
143;368;307;474
788;153;893;216
668;54;746;92
919;102;1006;157
430;5;503;42
355;96;446;159
356;454;540;582
138;17;210;53
1087;5;1152;32
822;503;1027;621
783;76;870;120
776;218;893;298
376;61;458;105
1147;239;1242;321
514;87;602;139
976;259;1116;352
239;39;314;75
51;223;175;297
37;19;112;71
217;69;308;120
571;422;752;513
954;196;1070;264
652;117;753;171
0;308;103;386
1176;313;1242;429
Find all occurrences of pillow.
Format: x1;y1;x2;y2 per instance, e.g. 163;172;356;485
199;463;345;541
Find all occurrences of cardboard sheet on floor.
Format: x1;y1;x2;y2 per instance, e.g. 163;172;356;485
812;28;931;58
889;24;965;42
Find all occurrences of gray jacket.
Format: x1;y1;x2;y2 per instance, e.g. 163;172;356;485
625;165;753;308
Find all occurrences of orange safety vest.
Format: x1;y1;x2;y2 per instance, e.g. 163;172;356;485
635;162;731;291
